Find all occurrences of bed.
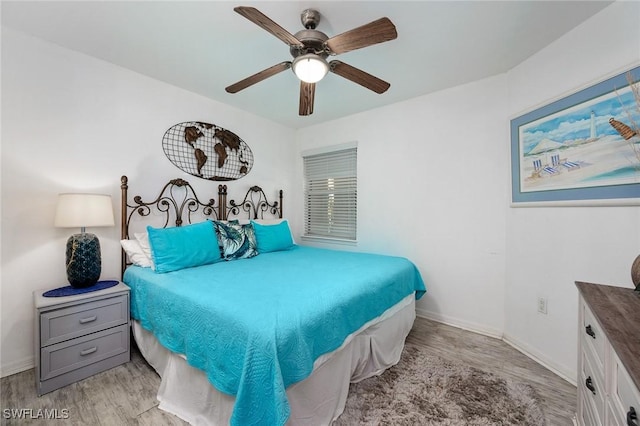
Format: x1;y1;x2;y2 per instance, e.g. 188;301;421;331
119;176;426;425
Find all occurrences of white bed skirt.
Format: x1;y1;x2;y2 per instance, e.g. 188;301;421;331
133;294;416;425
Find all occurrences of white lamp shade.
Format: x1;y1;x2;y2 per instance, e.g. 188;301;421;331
292;54;329;84
54;193;115;228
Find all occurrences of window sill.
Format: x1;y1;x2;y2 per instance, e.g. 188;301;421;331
300;235;358;246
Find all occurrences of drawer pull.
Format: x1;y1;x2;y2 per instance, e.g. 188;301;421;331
628;406;638;426
79;315;97;324
585;376;596;395
80;347;97;356
585;324;596;339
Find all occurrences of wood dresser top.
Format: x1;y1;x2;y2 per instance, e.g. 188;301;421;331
576;281;640;391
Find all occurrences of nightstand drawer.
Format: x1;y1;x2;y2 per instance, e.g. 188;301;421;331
40;324;129;381
40;295;128;346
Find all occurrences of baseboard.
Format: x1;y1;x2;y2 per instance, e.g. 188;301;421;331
502;332;576;386
415;308;503;339
1;356;34;378
416;308;577;386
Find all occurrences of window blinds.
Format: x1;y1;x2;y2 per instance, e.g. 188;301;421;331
303;147;357;240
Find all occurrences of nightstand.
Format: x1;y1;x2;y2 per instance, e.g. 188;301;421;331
33;282;130;396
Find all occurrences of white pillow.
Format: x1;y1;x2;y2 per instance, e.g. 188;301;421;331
134;232;152;258
120;239;153;268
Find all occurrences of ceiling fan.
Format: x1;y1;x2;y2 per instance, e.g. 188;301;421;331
225;7;397;116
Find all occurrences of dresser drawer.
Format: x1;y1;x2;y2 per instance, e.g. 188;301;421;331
581;392;602;426
605;400;624;426
581;346;605;423
40;295;128;346
610;351;640;425
40;324;129;381
582;302;605;370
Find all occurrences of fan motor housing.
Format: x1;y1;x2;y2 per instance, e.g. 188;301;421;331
290;29;329;58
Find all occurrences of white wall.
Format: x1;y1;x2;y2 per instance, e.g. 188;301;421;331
293;1;640;385
294;74;509;338
0;28;296;376
504;1;640;383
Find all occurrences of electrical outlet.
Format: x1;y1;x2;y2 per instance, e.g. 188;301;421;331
537;297;548;314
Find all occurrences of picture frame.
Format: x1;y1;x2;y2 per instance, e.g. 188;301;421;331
510;65;640;206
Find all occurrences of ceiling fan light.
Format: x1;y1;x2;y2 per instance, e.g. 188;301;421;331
292;54;329;83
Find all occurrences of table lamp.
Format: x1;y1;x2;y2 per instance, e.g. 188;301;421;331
54;193;115;288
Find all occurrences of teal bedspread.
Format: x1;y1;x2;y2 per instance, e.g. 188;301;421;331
124;245;425;426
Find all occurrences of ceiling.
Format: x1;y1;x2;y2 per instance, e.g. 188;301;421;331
2;1;613;129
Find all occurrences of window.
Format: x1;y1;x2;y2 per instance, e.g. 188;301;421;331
303;144;357;241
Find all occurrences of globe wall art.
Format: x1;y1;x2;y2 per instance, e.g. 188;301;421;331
162;121;254;181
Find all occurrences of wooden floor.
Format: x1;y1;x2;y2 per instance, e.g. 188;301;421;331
405;318;576;425
1;317;576;425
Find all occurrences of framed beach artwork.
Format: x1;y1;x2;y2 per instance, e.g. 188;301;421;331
510;65;640;205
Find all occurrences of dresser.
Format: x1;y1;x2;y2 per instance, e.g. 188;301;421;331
576;281;640;426
33;282;130;396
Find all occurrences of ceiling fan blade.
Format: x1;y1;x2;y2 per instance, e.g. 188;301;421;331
329;60;390;94
325;17;397;55
234;6;304;48
299;81;315;116
225;62;292;94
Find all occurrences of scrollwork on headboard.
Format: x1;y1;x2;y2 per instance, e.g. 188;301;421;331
121;176;220;234
120;175;222;274
120;175;284;277
225;185;283;220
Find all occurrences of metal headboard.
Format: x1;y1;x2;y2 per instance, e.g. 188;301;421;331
224;185;283;221
120;175;283;276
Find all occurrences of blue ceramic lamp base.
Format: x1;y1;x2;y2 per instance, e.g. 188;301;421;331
66;233;102;288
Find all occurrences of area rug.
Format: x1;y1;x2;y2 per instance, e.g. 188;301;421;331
336;344;547;425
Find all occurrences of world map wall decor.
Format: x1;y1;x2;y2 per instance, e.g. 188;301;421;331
162;121;254;181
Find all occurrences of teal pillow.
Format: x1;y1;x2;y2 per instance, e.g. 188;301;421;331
251;220;294;253
147;221;220;273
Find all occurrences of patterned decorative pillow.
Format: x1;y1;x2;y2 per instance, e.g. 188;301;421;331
212;221;258;260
